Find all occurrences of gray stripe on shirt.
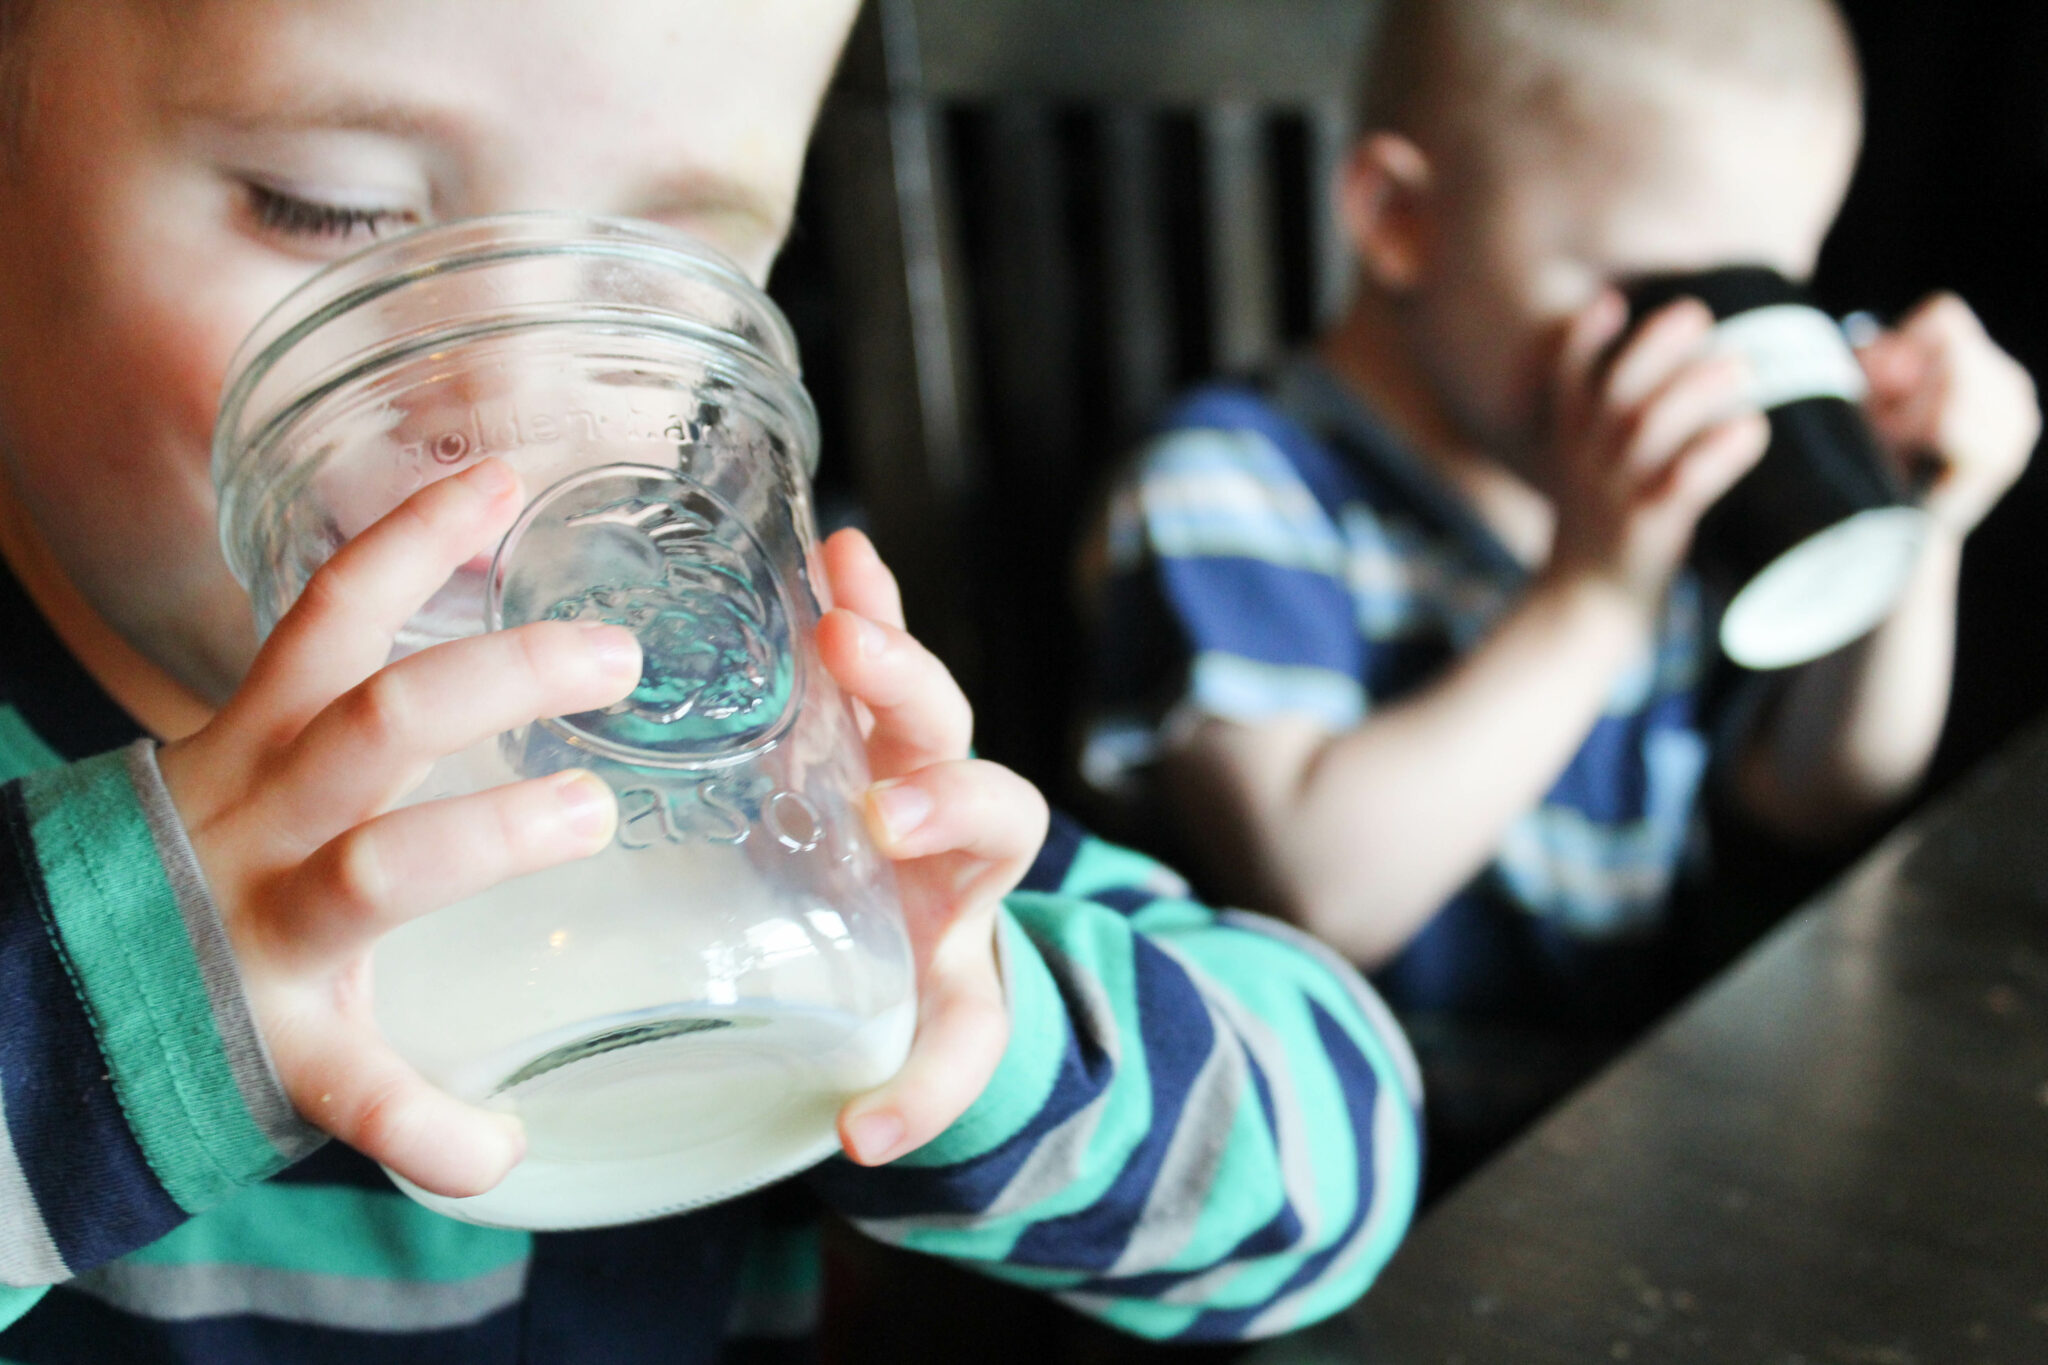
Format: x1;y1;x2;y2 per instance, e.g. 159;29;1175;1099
124;742;322;1165
1220;909;1423;1106
67;1258;528;1332
1104;993;1239;1277
0;1069;71;1289
1098;934;1328;1300
1245;1073;1418;1338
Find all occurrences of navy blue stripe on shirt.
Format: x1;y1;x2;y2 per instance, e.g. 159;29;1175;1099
1166;388;1359;533
0;782;184;1275
519;1201;754;1365
1157;554;1360;676
808;963;1119;1220
0;1287;524;1365
1558;696;1695;822
1059;1052;1306;1302
1177;998;1381;1341
1090;886;1163;917
1007;933;1217;1272
1017;812;1086;896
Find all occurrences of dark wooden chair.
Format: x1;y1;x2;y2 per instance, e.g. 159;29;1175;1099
810;0;1379;794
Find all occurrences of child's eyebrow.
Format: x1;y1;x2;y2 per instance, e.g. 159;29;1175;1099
166;88;455;143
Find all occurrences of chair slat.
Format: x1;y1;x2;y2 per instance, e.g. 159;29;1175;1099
1101;109;1174;438
1310;100;1357;326
1204;101;1278;375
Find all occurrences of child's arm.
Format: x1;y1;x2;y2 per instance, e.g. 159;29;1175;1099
1;461;641;1317
808;814;1423;1342
0;471;1042;1317
1732;294;2038;843
1156;296;1766;965
810;536;1421;1340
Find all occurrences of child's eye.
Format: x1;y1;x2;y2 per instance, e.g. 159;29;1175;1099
246;182;418;244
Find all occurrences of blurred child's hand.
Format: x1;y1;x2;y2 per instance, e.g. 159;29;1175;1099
1856;292;2039;537
813;528;1049;1167
156;460;642;1197
1541;291;1771;609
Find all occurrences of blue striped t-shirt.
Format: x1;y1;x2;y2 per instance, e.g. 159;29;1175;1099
1083;358;1713;1027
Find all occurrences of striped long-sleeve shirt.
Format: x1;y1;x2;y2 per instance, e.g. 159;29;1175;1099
1080;356;1713;1029
0;561;1421;1363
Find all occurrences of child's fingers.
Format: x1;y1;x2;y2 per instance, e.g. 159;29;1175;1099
1651;412;1771;517
1602;298;1715;412
836;922;1010;1166
864;757;1049;870
1893;291;1983;351
278;620;640;836
822;527;907;630
819;608;974;779
1856;328;1937;407
264;772;617;969
233;460;525;743
1620;353;1755;480
1553;289;1629;428
283;1024;525;1198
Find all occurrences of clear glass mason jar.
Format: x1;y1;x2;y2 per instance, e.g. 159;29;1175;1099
214;214;917;1231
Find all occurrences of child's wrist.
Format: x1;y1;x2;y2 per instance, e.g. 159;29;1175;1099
1532;560;1665;640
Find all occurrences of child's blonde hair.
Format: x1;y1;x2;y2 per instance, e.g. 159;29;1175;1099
1359;0;1862;165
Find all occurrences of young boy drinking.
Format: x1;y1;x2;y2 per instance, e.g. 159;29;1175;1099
1082;0;2037;1167
0;1;1422;1359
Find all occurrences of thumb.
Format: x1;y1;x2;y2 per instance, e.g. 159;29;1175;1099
284;1023;527;1197
837;918;1009;1166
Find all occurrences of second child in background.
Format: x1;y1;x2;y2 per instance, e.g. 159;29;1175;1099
1081;0;2038;1181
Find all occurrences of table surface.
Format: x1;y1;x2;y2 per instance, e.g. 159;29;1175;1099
1290;717;2048;1365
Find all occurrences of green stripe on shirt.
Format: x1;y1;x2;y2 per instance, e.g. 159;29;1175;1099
0;707;62;783
19;752;284;1214
121;1184;528;1281
883;892;1159;1265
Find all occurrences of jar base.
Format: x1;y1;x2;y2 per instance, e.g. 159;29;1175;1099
391;997;914;1230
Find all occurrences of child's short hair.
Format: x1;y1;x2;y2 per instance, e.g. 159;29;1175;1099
1358;0;1862;160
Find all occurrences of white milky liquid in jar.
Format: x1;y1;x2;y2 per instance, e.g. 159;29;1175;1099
387;996;915;1230
373;735;915;1229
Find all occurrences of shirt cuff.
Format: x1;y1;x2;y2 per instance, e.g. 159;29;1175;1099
19;742;321;1215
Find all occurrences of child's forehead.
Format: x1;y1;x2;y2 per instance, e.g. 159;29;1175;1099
1467;74;1862;271
30;0;859;257
144;0;850;118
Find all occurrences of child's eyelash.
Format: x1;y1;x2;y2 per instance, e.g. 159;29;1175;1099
247;183;415;240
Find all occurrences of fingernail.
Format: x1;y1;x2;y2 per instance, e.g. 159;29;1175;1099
459;458;516;497
854;613;887;659
552;770;615;840
846;1110;905;1165
495;1112;528;1166
580;622;642;674
869;780;932;844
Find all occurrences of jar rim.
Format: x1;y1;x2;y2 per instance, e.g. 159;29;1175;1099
211;213;817;594
213;212;803;484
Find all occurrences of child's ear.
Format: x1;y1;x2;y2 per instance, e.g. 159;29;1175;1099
1335;132;1435;294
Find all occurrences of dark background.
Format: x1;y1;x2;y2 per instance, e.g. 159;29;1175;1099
774;1;2048;821
1821;1;2048;799
765;5;2048;1359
